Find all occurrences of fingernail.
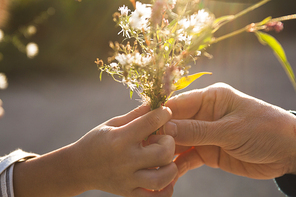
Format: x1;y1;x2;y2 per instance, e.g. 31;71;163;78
164;121;177;137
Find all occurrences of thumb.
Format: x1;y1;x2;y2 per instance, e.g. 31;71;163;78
164;119;224;146
124;106;173;142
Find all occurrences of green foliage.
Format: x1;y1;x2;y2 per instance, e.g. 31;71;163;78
255;31;296;90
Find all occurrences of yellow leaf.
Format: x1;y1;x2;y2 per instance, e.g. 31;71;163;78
174;72;212;91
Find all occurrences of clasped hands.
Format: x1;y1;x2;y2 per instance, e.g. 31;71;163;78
77;82;296;197
15;83;296;197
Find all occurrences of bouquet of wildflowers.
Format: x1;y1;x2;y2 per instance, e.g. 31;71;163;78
96;0;296;111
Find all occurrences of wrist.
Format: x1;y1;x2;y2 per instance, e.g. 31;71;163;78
13;144;87;197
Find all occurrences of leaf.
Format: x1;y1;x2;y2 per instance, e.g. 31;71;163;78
164;38;175;51
212;15;234;32
255;31;296;90
167;19;177;29
99;70;103;81
257;16;272;26
189;28;212;52
213;15;235;26
174;72;212;91
130;89;133;99
198;35;212;51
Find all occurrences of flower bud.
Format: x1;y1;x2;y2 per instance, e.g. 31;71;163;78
265;21;284;33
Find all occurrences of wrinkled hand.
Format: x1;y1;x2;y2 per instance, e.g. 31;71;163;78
71;105;178;197
164;83;296;181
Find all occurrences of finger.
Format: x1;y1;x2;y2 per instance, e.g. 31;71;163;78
106;105;150;127
132;182;174;197
134;162;177;191
142;134;162;147
124;106;172;141
165;89;203;119
139;135;175;168
164;119;228;146
174;147;204;178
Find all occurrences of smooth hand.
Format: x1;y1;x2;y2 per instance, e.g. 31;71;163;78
13;106;177;197
164;83;296;181
71;105;178;197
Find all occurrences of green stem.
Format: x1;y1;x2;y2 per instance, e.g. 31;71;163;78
211;26;247;44
215;0;270;31
270;14;296;22
212;12;296;45
233;0;270;21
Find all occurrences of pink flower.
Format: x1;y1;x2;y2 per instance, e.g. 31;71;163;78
265;21;284;33
151;0;165;26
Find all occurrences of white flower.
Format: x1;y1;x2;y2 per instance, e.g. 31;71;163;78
141;56;152;66
115;53;134;66
134;2;152;19
118;21;130;38
167;0;177;9
118;5;130;16
0;29;4;42
168;0;177;5
179;9;213;34
177;33;192;45
26;42;39;58
129;2;152;30
0;73;8;89
133;53;152;67
133;52;142;65
110;62;118;69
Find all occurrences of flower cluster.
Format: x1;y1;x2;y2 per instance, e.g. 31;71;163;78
96;0;296;110
97;0;215;109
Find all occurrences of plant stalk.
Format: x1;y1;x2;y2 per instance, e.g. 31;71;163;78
211;26;247;44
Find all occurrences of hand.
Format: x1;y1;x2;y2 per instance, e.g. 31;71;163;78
14;105;177;197
164;83;296;181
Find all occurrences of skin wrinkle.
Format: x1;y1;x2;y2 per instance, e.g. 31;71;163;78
199;88;215;121
190;121;207;145
193;147;205;168
225;135;251;157
168;83;296;183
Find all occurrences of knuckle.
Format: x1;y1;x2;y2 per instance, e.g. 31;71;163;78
207;82;234;98
146;114;161;128
210;82;233;90
157;145;174;164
